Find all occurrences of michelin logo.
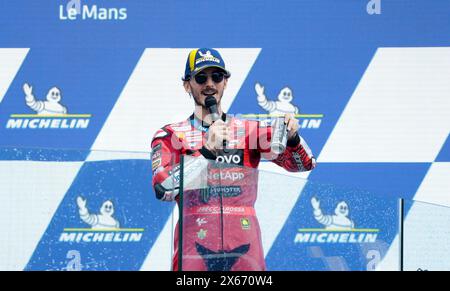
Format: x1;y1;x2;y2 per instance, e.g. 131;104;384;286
311;197;354;230
254;83;322;129
59;0;127;21
77;196;120;229
24;83;67;115
59;196;143;243
294;197;379;244
255;82;299;115
6;83;90;129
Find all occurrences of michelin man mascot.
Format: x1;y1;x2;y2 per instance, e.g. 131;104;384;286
76;196;120;229
23;83;67;115
311;197;354;230
255;83;299;115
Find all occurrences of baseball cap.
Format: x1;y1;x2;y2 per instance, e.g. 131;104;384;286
182;48;231;81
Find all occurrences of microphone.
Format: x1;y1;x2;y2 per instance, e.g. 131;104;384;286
205;95;227;151
205;96;220;122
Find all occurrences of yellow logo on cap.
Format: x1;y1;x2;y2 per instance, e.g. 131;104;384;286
189;49;199;72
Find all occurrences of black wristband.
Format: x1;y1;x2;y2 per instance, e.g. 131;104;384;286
199;146;217;160
286;132;300;147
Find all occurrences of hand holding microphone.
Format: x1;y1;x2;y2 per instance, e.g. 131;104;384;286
204;96;230;154
204;120;230;154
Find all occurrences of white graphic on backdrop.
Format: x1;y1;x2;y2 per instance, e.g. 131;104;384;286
23;83;67;115
0;48;29;104
255;82;299;115
311;197;354;230
318;48;450;163
76;196;120;229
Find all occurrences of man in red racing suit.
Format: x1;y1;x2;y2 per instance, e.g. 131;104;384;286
151;48;316;271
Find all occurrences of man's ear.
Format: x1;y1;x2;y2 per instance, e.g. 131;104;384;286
183;81;191;93
223;78;228;90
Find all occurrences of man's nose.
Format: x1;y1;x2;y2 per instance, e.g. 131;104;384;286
204;76;215;87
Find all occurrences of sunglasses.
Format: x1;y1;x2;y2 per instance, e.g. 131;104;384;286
194;71;226;85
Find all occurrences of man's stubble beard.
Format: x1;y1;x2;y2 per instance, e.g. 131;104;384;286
192;92;222;108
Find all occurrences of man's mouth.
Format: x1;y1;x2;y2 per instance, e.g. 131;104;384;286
202;90;217;96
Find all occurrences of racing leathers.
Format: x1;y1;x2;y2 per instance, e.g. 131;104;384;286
151;113;315;271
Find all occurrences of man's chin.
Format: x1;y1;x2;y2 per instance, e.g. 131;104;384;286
193;93;221;107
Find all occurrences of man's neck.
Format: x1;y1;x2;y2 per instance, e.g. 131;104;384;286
194;104;223;125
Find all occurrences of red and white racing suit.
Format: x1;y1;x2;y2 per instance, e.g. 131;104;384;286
151;114;315;271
